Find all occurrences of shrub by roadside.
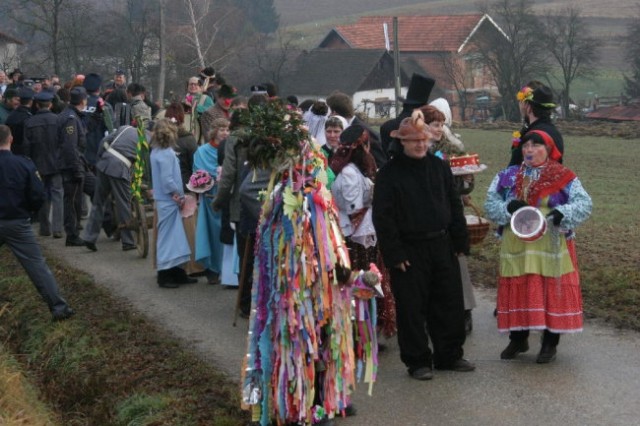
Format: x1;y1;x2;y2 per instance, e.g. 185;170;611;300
0;248;249;425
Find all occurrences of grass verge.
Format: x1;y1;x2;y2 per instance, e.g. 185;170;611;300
0;248;249;425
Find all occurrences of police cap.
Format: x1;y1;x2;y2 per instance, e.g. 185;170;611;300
18;87;34;100
34;90;55;102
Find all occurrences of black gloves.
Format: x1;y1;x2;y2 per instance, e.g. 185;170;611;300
507;199;528;214
547;209;564;226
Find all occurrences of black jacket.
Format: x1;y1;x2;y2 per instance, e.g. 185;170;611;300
372;151;469;268
5;105;32;156
24;109;61;176
57;106;87;174
509;117;564;166
0;150;45;219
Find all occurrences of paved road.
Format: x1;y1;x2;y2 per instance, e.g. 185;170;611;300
39;231;640;426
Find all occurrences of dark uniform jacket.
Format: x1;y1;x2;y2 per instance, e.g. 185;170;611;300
57;105;87;176
5;105;32;156
24;109;61;176
508;117;564;166
0;150;45;220
372;151;469;268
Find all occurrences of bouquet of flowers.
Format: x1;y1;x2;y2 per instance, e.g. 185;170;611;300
186;169;215;193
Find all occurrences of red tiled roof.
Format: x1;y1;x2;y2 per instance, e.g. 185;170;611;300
586;104;640;122
334;14;486;52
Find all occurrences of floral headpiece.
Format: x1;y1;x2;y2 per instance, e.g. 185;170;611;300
516;86;534;102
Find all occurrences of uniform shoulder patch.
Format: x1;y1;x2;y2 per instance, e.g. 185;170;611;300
65;125;75;135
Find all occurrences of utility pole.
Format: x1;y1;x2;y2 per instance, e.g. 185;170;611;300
393;17;401;118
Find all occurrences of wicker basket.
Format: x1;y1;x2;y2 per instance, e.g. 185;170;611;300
465;201;490;245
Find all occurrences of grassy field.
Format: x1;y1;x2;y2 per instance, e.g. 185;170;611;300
458;128;640;329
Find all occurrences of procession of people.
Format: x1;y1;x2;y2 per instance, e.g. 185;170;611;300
0;66;592;425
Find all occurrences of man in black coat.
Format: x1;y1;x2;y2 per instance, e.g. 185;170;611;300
380;73;435;159
24;91;64;238
5;87;34;156
0;124;74;321
509;83;564;166
372;116;474;381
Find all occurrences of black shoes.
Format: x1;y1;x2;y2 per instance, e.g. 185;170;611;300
122;243;137;251
65;237;85;247
536;345;557;364
434;358;476;372
410;366;434;380
52;306;75;321
500;339;530;360
157;268;197;288
53;232;63;239
84;240;97;251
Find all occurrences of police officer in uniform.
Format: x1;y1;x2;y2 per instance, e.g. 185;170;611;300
24;90;64;238
5;87;34;156
0;124;75;321
57;86;88;246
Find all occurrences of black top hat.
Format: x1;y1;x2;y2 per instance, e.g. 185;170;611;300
402;73;436;106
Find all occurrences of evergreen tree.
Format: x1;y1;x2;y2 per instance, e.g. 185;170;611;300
623;9;640;98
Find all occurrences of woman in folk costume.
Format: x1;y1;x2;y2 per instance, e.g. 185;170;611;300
150;119;196;288
329;125;396;340
164;102;204;276
484;130;592;363
193;118;229;285
242;100;375;425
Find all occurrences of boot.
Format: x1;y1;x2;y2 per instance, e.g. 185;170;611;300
536;330;559;364
500;338;529;359
157;270;179;288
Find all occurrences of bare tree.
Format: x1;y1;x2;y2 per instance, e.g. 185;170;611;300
541;6;601;118
7;0;68;75
248;29;300;89
437;51;472;121
475;0;550;121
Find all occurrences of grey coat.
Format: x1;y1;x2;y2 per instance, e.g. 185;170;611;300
213;131;249;222
95;125;139;180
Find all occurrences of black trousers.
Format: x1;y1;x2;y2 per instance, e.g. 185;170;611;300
236;230;256;314
389;236;466;372
62;172;82;238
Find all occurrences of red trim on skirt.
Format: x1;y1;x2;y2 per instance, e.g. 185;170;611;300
497;239;583;333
